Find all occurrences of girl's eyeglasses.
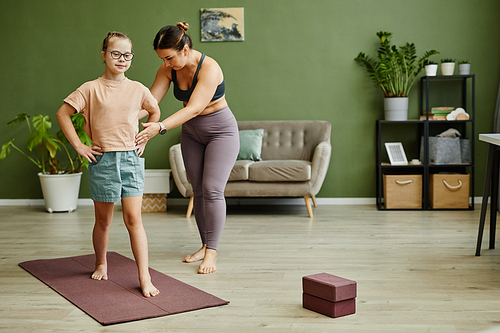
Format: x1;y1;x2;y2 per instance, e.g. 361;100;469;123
106;50;134;61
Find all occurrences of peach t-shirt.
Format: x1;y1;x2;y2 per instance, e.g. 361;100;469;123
64;77;158;152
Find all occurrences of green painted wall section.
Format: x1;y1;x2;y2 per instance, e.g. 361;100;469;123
1;0;499;199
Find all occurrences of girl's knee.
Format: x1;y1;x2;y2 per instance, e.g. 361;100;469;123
123;211;143;229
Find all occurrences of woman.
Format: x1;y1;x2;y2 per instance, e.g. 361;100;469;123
136;22;239;274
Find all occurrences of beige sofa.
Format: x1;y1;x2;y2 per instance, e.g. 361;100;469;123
169;120;332;218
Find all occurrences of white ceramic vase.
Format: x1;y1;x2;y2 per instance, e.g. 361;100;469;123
38;172;82;213
425;64;438;76
441;63;455;76
384;97;409;121
458;64;471;75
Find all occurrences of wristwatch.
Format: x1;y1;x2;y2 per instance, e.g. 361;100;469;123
158;122;167;135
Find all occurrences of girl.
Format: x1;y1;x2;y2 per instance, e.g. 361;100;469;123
136;23;239;274
57;31;161;297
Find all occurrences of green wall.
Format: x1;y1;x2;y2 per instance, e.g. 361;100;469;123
1;0;499;199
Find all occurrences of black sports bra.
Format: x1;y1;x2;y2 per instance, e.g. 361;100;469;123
172;54;225;102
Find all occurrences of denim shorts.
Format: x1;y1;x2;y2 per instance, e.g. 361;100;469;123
88;151;145;202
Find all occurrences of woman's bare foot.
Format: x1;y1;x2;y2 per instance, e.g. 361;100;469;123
183;245;206;263
92;263;108;280
198;249;217;274
140;275;160;297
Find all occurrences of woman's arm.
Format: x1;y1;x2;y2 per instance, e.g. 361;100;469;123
56;103;102;162
138;65;172;120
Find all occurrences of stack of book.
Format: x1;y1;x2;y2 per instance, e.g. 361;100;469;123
421;107;455;120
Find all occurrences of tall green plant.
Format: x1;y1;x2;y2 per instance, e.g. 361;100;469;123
355;31;439;97
0;113;91;174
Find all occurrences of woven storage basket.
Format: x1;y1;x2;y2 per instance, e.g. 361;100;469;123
429;174;469;209
383;174;422;209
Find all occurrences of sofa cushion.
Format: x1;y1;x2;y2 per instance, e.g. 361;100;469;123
237;129;264;161
248;160;311;182
229;160;254;181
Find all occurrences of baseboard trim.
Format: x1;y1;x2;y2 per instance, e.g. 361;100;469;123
0;197;486;207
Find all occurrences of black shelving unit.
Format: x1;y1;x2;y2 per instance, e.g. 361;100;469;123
376;74;475;210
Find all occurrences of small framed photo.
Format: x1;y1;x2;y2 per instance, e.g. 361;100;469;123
385;142;408;165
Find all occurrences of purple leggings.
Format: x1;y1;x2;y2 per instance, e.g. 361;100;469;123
181;106;239;250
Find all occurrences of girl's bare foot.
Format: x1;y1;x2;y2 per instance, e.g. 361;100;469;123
183;245;206;263
140;275;160;297
92;263;108;280
198;249;217;274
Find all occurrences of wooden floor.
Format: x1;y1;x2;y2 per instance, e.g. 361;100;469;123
1;203;500;332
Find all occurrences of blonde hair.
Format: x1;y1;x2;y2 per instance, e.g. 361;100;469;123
102;31;132;52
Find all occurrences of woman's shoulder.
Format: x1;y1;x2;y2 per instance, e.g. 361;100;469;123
156;63;172;80
199;52;223;78
201;53;220;68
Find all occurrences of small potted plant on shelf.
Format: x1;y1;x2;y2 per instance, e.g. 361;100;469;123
355;31;439;121
424;60;438;76
458;60;471;75
0;113;91;213
441;59;456;75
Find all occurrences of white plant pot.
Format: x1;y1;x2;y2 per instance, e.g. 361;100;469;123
441;63;455;76
384;97;409;121
458;64;471;75
38;172;82;213
425;64;438;76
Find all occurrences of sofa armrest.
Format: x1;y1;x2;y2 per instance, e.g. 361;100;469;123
169;143;193;198
309;141;332;196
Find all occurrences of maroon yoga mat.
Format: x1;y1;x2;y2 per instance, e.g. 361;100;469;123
19;252;229;325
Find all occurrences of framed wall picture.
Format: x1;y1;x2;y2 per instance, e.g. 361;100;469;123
201;7;244;42
385;142;408;165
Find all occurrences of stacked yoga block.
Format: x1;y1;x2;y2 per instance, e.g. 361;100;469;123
302;273;356;318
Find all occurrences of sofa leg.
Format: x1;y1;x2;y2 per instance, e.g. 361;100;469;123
311;195;317;208
186;196;194;218
304;196;314;218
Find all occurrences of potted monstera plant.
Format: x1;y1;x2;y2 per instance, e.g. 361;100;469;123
355;31;439;121
1;113;91;212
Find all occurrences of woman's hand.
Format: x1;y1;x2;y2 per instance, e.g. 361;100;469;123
136;122;160;145
76;144;102;163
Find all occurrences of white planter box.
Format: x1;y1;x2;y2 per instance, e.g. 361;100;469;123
144;169;171;193
142;169;171;212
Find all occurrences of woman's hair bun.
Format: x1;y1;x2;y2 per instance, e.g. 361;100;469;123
177;22;189;32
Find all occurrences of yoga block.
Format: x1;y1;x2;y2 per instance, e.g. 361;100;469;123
141;193;167;212
303;273;357;302
303;293;356;318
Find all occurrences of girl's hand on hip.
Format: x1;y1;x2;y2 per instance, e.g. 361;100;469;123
136;122;160;144
136;141;147;157
76;144;102;163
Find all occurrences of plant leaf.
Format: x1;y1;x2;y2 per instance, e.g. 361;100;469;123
32;115;52;133
6;113;30;127
45;136;60;159
0;139;14;159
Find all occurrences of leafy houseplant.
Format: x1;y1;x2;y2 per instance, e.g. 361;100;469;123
1;113;90;174
424;60;438;76
458;60;471;75
441;58;456;76
1;113;91;212
355;31;439;98
355;31;439;120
